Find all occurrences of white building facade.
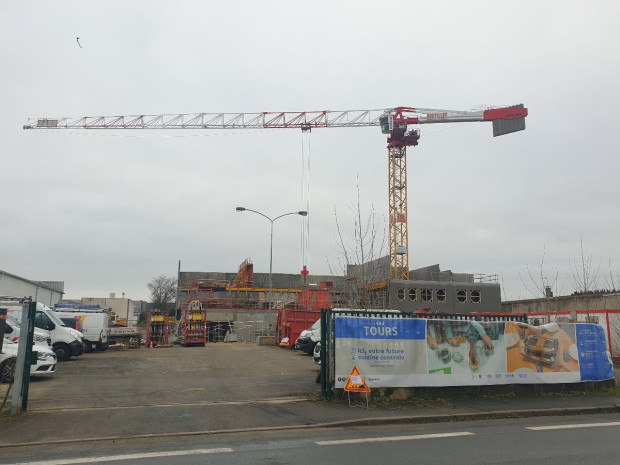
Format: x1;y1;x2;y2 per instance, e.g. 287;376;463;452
0;270;64;306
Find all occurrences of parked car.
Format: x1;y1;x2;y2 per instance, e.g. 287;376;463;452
294;318;321;355
3;315;52;348
1;338;57;384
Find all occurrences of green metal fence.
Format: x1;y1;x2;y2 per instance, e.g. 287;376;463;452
319;309;527;398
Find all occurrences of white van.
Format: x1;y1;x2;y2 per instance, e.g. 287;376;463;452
1;301;84;361
54;306;110;352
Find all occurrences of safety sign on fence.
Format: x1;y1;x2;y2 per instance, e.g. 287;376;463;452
344;365;371;393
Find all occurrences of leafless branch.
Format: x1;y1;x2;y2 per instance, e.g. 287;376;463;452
568;238;601;294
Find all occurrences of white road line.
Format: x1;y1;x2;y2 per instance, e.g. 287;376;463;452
316;431;474;446
527;421;620;431
7;448;233;465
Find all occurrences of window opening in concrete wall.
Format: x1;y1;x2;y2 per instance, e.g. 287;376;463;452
585;315;599;325
397;288;405;301
421;288;432;302
470;290;481;304
436;289;446;302
408;288;417;301
456;289;467;303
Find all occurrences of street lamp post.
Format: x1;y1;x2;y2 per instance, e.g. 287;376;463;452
236;207;308;338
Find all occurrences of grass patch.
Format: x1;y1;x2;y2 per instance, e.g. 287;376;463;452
314;379;619;406
595;385;620;396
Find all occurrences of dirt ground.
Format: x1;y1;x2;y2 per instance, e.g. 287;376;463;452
1;342;320;411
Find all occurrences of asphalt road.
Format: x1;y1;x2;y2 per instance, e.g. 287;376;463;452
3;413;620;465
1;342;618;463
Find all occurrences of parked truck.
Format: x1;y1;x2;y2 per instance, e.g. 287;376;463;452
104;309;140;347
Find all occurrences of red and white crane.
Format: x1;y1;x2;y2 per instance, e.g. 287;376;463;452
24;104;528;280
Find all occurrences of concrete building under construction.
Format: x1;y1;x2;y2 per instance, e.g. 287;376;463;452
175;258;504;343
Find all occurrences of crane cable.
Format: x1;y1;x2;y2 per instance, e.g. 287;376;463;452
301;128;311;282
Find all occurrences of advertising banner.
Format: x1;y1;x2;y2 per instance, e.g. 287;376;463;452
334;317;614;388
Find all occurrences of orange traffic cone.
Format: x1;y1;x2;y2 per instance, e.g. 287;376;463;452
149;341;153;349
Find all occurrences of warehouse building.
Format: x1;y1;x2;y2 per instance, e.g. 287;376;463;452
0;269;64;306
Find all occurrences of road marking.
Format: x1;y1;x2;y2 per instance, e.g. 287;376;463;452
527;421;620;431
7;448;233;465
316;431;474;446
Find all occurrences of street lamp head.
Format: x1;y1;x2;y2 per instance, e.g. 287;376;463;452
236;206;307;337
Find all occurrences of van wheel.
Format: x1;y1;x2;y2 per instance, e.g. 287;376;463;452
1;357;17;384
53;343;72;362
83;341;93;353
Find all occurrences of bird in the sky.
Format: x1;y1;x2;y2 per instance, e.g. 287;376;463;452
76;37;83;48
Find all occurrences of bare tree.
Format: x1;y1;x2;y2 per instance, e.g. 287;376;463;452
604;258;620;293
328;177;388;309
568;238;601;294
520;245;560;299
566;238;603;317
517;246;563;323
148;275;177;315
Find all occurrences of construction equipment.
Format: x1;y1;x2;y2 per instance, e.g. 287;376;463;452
24;104;528;279
146;311;170;347
109;312;128;327
176;300;207;345
230;258;254;289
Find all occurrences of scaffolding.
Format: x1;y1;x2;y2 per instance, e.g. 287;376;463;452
182;302;207;346
146;311;170;347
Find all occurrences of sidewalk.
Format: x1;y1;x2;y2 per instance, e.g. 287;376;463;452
1;391;619;447
0;345;618;448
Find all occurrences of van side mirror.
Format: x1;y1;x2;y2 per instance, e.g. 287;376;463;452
47;322;56;331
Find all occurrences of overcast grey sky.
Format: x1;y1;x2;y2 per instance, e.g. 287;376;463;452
2;1;619;302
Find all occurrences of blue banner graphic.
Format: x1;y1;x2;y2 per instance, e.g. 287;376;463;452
576;324;614;381
335;316;425;340
334;317;614;388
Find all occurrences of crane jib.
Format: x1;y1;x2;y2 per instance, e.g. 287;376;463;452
24;110;391;130
22;103;527;281
23;106;528;131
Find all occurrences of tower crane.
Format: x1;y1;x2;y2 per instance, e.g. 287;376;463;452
24;104;528;280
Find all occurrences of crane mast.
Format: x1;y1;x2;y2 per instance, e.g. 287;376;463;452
24;104;528;281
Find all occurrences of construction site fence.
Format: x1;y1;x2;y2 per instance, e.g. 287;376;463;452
319;309;527;398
